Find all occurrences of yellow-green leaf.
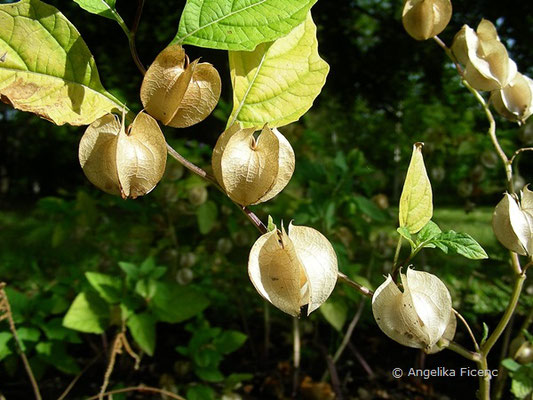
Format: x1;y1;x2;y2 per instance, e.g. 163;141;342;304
399;143;433;233
228;12;329;128
0;0;124;126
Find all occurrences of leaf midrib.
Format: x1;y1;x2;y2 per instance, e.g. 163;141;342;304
178;0;270;43
0;65;123;109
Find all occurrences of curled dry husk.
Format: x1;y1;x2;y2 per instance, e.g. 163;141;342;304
79;111;167;199
451;19;517;91
492;185;533;256
372;268;456;354
140;44;221;128
212;123;295;206
402;0;452;41
491;72;533;124
248;222;338;317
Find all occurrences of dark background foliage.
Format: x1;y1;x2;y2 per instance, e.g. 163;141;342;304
1;0;532;399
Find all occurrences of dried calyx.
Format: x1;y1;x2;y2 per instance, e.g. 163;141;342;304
79;110;167;199
452;19;517;91
212;123;295;206
402;0;452;41
248;222;338;317
492;185;533;256
491;72;533;124
372;268;456;353
140;44;221;128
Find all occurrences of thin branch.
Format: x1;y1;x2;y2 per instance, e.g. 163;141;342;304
57;355;101;400
128;0;146;75
292;317;301;398
438;338;481;362
510;147;533;165
433;36;465;78
336;272;373;298
87;386;186;400
322;299;367;381
0;283;42;400
453;308;480;352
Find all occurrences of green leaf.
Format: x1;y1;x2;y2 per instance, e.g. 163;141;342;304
63;291;110;334
480;322;489;346
151;282;209;323
195;365;225;382
510;364;533;398
353;195;387;222
0;0;125;125
225;372;254;387
416;220;442;244
135;279;158;301
197;201;218;234
72;0;117;20
228;13;329;128
174;0;317;51
16;327;40;351
127;313;156;356
213;330;247;354
0;332;13;361
85;272;123;304
320;298;347;332
267;215;277;232
502;358;522;373
35;341;80;374
139;257;156;275
399;143;433;234
431;231;488;260
397;227;416;249
118;262;139;279
186;385;215;400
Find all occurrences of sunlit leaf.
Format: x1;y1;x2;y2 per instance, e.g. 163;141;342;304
228;13;329;128
399;143;433;234
174;0;317;51
72;0;117;21
63;291;109;334
0;0;124;125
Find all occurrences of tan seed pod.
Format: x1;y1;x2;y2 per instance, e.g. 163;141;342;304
248;222;338;317
79;111;167;199
491;72;533;124
372;268;454;353
212;123;295;206
140;44;221;128
402;0;452;41
492;186;533;256
452;20;517;91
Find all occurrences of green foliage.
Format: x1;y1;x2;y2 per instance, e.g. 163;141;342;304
177;319;251;393
502;358;533;399
63;256;209;355
174;0;317;50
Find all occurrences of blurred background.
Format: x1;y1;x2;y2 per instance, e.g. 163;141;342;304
0;0;532;398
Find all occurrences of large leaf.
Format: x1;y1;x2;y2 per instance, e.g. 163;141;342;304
62;291;110;334
72;0;118;21
0;0;124;125
399;143;433;234
228;13;329;128
85;272;123;304
174;0;317;51
151;282;209;323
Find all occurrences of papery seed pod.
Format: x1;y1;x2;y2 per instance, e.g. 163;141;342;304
79;111;167;199
492;186;533;256
452;20;517;91
140;44;221;128
212;123;295;206
491;72;533;124
248;222;338;317
402;0;452;41
372;268;455;353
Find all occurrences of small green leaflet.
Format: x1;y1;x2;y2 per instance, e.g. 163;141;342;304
431;231;488;260
174;0;317;51
127;312;156;356
404;220;488;260
72;0;118;21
